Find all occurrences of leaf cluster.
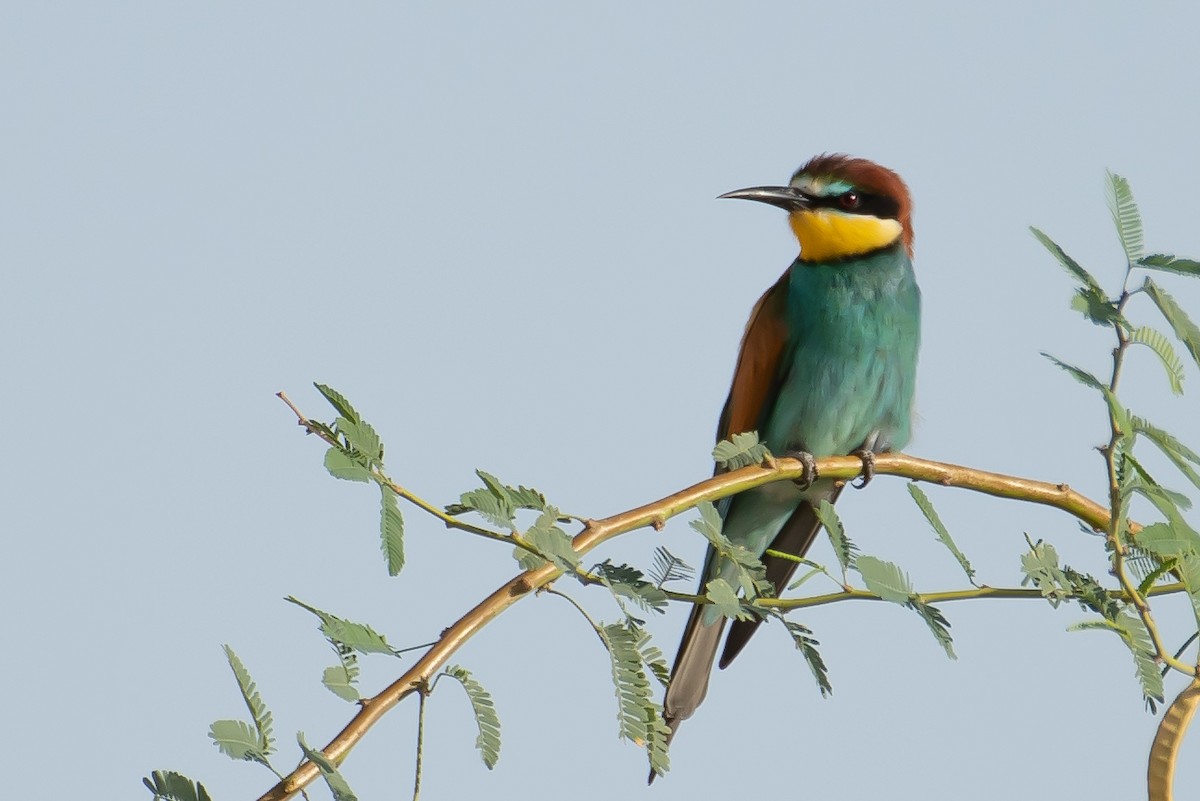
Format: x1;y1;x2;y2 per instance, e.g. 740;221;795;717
690;501;772;619
311;384;406;576
1021;538;1164;707
208;646;275;764
439;665;502;770
855;555;956;659
593;560;672;622
600;621;672;775
142;771;212;801
712;431;773;470
446;469;548;530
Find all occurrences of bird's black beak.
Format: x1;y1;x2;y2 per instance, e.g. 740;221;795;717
718;185;812;212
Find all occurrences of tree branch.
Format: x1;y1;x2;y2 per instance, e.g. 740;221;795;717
254;451;1137;801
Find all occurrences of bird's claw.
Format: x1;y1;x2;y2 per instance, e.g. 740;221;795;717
785;450;819;490
851;449;876;489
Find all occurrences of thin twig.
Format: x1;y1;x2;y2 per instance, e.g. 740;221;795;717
412;685;427;801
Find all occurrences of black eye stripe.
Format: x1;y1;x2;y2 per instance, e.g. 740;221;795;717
808;191;900;219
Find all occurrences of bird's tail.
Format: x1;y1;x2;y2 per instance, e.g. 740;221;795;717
650;604;726;783
718;493;838;669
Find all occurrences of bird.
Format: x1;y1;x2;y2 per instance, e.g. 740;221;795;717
658;154;921;769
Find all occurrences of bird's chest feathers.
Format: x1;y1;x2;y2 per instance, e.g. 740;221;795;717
764;254;919;456
789;209;903;263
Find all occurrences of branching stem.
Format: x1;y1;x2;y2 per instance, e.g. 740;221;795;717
1098;285;1195;678
276;392;549;558
254;434;1154;800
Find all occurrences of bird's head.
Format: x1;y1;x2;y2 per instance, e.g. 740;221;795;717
720;154;913;263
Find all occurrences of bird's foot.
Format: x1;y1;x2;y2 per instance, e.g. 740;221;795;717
851;448;876;489
784;450;819;490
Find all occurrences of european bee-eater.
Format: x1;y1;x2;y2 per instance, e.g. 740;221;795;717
660;154;921;762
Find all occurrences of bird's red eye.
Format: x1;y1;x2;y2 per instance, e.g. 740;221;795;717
838;192;861;211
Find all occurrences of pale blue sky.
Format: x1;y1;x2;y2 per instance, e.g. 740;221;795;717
4;4;1200;800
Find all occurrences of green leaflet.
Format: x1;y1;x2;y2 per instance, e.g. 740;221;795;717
322;640;361;702
513;507;578;571
854;557;955;657
910;600;956;659
705;578;754;621
1068;615;1164;709
1135;522;1200;559
648;546;694;587
1133;415;1200;492
690;500;722;540
1106;171;1144;263
593;561;669;617
209;646;273;762
1027;544;1123;621
1177;555;1200;626
324;447;371;483
1122;453;1199;551
639;633;671;689
285;596;397;656
142;771;213;801
322;663;360;703
313;383;361;426
639;626;674;774
1020;541;1071;606
1122;448;1192;512
442;665;502;770
224;645;274;752
1041;352;1131;436
1040;352;1105;391
907;484;975;584
336;416;382;463
855;555;913;604
208;719;266;762
599;622;669;775
313;386;385;476
1136;556;1179;597
813;499;857;578
1127;474;1194;520
379;484;405;576
1144;278;1200;369
1068;567;1123;621
691;501;770;598
712;431;773;470
298;733;358;801
312;385;405;578
1129;325;1185;394
1137;253;1200;277
783;620;832;697
448;469;549;530
1023;534;1138;646
1030;226;1106;296
455;488;515;529
1069;286;1123;327
477;470;545;512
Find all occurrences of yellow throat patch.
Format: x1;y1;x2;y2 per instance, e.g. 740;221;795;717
788;209;903;262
